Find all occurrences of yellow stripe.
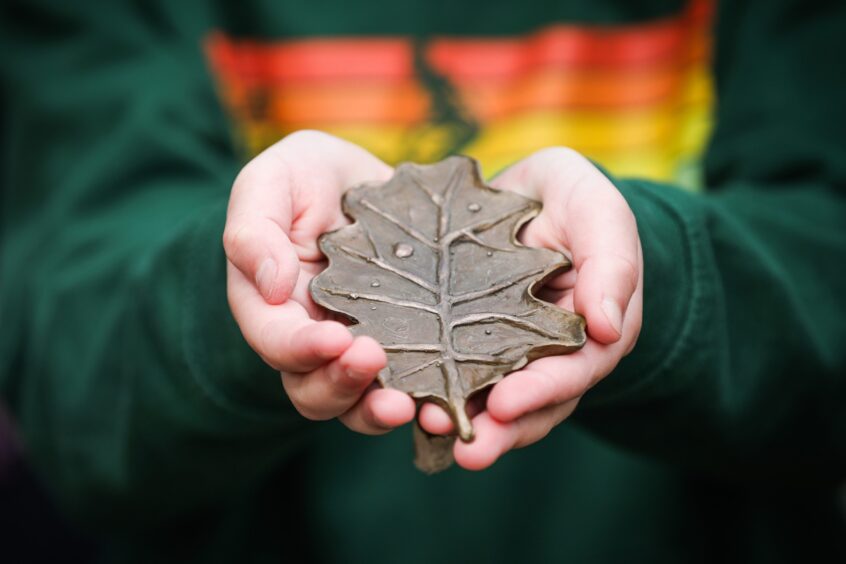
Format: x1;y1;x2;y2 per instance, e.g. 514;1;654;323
465;107;707;160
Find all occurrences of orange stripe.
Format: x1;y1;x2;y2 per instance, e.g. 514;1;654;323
266;82;429;125
215;52;710;126
455;65;708;120
216;62;709;127
215;80;427;126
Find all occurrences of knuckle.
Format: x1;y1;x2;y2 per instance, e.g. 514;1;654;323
259;320;282;363
534;370;561;405
547;147;595;177
540;417;556;440
630;312;644;336
283;377;334;422
278;129;331;151
585;355;608;385
286;129;323;142
513;424;537;450
624;320;643;356
232;153;268;192
292;401;327;422
617;257;640;290
261;320;308;372
232;141;298;198
221;224;235;254
343;416;388;436
548;403;574;432
537;146;583;164
601;254;639;292
257;352;281;372
624;335;640;357
222;223;250;261
332;371;371;396
356;407;390;435
339;413;365;434
517;407;567;449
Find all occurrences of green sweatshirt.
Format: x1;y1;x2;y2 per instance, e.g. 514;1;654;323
2;0;845;562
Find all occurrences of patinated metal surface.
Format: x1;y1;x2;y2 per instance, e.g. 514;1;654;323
311;156;586;470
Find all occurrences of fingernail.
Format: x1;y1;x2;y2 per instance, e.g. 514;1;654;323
256;259;277;300
601;297;623;336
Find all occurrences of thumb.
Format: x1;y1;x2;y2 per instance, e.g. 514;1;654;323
573;253;639;343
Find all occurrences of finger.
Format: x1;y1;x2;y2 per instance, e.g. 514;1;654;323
339;388;416;435
540;267;577;291
228;266;353;372
491;147;640;344
417;392;488;435
486;355;593;423
265;319;354;373
283;336;387;420
418;402;455;435
225;130;393;302
453;400;579;471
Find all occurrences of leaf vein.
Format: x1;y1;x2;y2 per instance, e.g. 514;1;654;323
360;199;437;249
317;287;438;314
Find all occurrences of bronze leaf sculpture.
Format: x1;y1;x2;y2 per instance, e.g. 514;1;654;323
310;156;586;472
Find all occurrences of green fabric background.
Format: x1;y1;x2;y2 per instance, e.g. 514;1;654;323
1;0;845;562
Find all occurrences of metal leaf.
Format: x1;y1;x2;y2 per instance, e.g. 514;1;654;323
311;156;586;443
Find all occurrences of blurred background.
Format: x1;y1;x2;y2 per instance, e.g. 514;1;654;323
0;404;97;562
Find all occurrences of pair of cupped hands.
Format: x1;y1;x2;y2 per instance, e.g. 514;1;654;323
225;131;643;470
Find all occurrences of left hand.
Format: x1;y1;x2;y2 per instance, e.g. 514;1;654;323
224;131;416;436
417;147;644;470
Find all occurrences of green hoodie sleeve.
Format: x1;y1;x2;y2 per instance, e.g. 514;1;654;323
0;1;309;528
576;0;846;484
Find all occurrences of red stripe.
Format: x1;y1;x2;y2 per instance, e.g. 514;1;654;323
206;34;414;85
206;0;712;86
427;0;711;79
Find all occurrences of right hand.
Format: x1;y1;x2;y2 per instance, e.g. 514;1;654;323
224;130;416;434
416;148;643;470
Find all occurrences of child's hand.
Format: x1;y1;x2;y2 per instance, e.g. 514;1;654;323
226;134;641;460
417;148;644;470
224;131;416;434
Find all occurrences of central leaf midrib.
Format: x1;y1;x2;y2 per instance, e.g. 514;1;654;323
433;175;474;440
